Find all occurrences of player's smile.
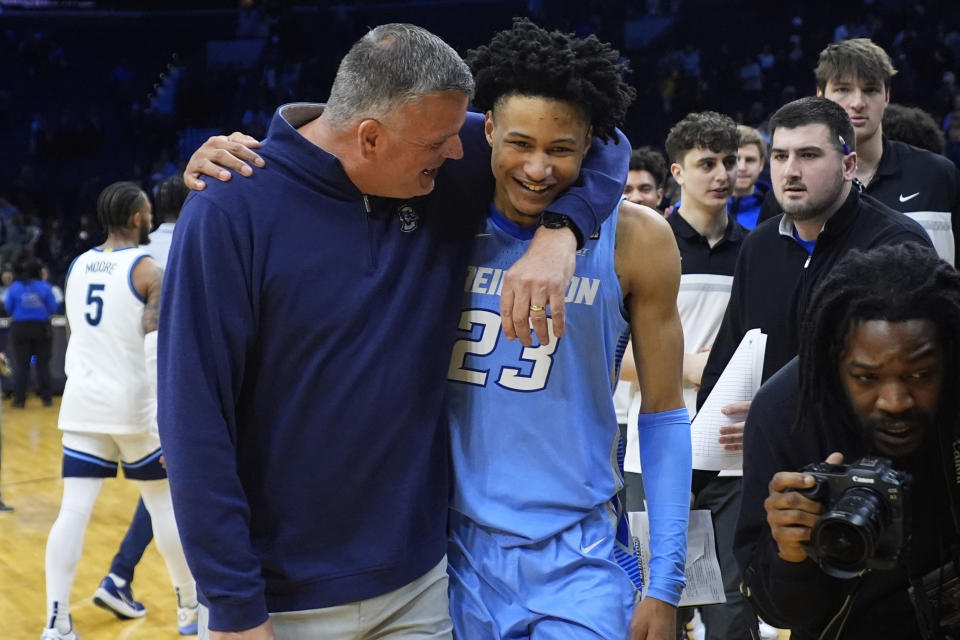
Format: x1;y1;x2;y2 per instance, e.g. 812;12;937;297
486;95;591;227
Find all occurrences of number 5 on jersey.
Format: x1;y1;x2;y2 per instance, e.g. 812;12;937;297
447;309;559;392
85;283;105;326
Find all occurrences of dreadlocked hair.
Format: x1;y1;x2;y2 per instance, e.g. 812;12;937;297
796;243;960;436
466;17;635;142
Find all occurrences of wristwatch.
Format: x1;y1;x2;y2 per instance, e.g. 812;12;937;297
539;212;585;249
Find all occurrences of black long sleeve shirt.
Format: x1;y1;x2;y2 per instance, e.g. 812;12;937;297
735;358;958;640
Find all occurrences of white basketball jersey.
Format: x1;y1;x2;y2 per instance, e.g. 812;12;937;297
59;246;155;434
147;222;176;269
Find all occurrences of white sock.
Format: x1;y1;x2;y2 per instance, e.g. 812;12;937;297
137;480;198;607
45;477;102;631
109;572;127;588
47;601;70;633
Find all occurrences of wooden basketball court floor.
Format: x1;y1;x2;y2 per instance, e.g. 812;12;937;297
1;397;184;639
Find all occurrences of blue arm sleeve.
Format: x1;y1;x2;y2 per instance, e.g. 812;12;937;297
637;407;692;606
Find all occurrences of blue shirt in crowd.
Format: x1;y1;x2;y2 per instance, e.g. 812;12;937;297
4;279;58;322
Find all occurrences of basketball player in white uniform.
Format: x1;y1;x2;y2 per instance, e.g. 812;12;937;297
41;181;198;640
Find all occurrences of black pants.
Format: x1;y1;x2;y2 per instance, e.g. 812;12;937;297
10;320;52;404
694;476;759;640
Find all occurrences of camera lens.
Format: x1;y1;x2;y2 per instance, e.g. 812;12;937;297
811;487;888;573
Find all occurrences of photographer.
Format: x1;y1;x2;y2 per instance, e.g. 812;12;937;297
735;243;960;640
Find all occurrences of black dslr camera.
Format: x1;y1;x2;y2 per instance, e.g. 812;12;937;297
799;456;911;579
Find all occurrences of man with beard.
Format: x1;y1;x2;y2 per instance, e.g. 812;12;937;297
735;242;960;639
90;175;191;624
696;97;930;418
42;181;197;639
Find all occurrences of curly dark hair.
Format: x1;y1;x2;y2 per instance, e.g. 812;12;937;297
883;103;946;155
796;243;960;445
153;175;189;222
664;111;740;164
630;147;668;187
466;18;635;142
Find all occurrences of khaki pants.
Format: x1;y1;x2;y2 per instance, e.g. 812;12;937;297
199;557;452;640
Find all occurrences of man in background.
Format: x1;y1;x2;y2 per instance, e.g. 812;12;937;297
43;181;197;640
92;174;190;623
624;146;668;212
729;125;769;230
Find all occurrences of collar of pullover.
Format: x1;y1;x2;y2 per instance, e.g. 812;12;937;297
777;185;860;243
262;103;366;203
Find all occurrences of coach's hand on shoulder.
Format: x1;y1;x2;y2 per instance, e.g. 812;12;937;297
629;597;676;640
500;225;576;347
210;619;275;640
765;452;843;563
184;131;264;191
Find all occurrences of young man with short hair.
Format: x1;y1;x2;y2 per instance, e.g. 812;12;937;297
697;98;933;640
624;146;667;211
662;112;746;412
757;38;959;264
700;97;931;407
658;112;752;640
729;125;769;230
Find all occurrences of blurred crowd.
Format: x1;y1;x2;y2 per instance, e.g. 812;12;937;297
1;0;959;304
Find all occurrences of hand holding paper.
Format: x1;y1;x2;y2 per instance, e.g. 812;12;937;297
690;329;766;470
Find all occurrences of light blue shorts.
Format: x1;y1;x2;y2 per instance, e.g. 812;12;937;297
448;508;637;640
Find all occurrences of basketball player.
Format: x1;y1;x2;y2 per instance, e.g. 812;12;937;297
91;175;190;622
446;20;690;639
41;181;198;639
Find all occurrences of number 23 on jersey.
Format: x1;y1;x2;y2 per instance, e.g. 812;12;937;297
447;309;559;392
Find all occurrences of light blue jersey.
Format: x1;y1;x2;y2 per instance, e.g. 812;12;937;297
447;203;629;544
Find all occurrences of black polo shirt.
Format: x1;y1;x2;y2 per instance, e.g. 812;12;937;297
668;210;748;277
668;210;748;416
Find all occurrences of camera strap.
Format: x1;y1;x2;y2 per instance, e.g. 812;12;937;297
947;438;960;538
817;587;861;640
909;572;940;640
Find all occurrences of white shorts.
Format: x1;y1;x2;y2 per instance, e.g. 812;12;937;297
61;430;165;480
